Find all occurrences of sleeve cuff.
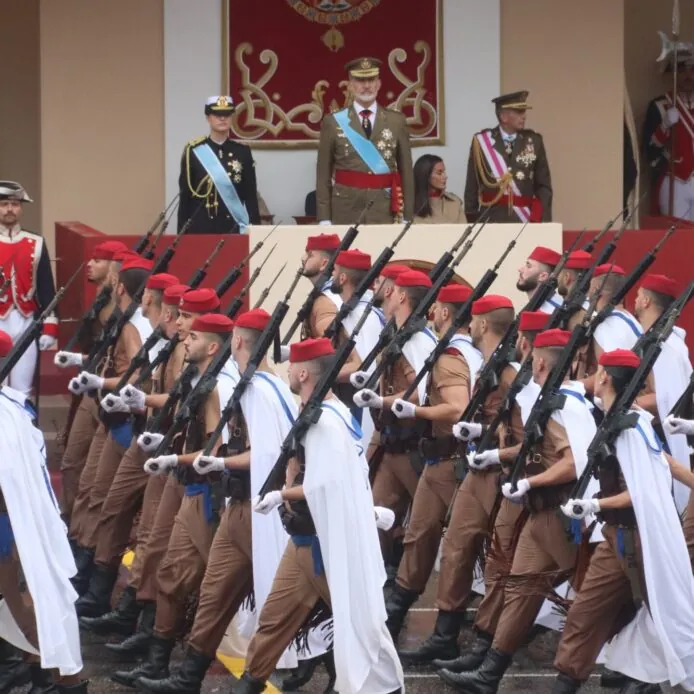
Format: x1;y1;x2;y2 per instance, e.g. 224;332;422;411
42;316;58;338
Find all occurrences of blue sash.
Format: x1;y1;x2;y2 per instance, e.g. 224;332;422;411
333;109;391;175
192;144;250;231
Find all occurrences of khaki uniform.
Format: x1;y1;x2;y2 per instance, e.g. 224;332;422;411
316;105;414;224
464;126;552;223
684;490;694;571
396;351;471;594
414;192;465;225
302;294;337;341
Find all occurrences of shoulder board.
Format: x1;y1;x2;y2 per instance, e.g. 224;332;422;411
521;128;539;136
444;192;462;203
383;106;405;117
186;135;207;148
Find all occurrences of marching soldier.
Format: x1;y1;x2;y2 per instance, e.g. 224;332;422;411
178;96;261;234
0;181;58;398
516;246;563;313
316;57;414;225
464;92;552;223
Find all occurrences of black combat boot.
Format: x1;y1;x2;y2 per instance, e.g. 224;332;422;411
111;635;174;689
27;663;58;693
281;650;335;693
232;672;266;693
432;629;493;672
57;681;89;694
618;678;661;694
398;610;464;665
70;545;94;597
105;601;155;660
80;585;141;635
75;564;119;618
134;647;213;694
0;638;31;693
437;648;512;694
551;672;583;694
601;669;629;688
384;583;419;643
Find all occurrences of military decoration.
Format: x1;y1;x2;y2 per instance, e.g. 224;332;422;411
516;142;537;168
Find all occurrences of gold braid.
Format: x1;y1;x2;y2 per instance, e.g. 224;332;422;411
472;135;515;213
185;143;216;214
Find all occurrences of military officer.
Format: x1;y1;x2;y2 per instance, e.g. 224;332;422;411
316;57;414;225
464;91;552;223
178;96;261;234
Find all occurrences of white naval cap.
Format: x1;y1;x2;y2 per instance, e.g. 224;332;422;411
204;96;235;115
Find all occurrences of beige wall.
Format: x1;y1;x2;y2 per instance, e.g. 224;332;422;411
501;0;625;229
0;0;41;232
39;0;165;257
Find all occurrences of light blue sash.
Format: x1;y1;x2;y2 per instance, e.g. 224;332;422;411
333;109;391;175
193;143;250;231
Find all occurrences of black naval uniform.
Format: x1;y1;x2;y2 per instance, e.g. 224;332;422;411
177;136;261;234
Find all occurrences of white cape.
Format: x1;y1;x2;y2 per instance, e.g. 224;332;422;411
304;399;404;694
603;410;694;689
652;326;693;513
402;328;438;405
0;388;82;675
447;334;483;393
538;290;563;315
594;309;643;352
130;306;154;344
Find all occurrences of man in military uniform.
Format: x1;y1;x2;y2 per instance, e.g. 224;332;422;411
178;96;261;234
464;91;552;223
0;181;57;398
316;57;414;225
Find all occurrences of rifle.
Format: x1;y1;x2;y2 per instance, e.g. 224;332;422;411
133;195;180;256
215;225;279;299
186;239;225;290
323;219;414;343
59;286;113;356
569;301;684;512
253;262;286;309
258;301;377;497
223;245;279;319
279;203;371;348
392;226;524;411
0;265;83;383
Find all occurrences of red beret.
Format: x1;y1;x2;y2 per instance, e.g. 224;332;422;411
113;250;140;263
599;349;640;369
163;284;190;306
147;273;180;290
437;284;472;304
235;308;271;332
534;328;571;348
641;273;678;298
121;257;154;272
179;288;220;313
0;330;12;357
471;294;514;315
565;250;593;270
519;310;550;332
380;264;410;280
529;246;561;267
395;270;432;288
92;241;129;261
191;313;234;334
306;234;341;252
594;263;625;277
336;249;371;271
290;337;335;363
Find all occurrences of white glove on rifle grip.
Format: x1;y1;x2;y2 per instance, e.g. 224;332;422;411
55;351;83;368
193;454;225;474
137;432;164;453
453;421;483;442
561;497;600;520
663;414;694;437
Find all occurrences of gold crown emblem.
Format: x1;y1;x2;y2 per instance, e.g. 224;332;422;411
360;58;371;69
217;96;230;108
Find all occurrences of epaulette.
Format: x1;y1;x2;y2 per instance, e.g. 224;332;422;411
521;128;539;136
186;135;207;149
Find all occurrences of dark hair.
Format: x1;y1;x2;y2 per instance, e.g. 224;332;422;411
148;288;164;308
413;154;444;219
402;285;429;311
336;266;369;287
118;268;149;300
604;365;637;394
643;288;675;312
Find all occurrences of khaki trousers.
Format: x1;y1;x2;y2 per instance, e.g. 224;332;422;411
554;526;645;681
59;396;100;523
396;458;457;594
437;469;499;612
246;542;330;682
473;499;525;635
492;510;577;654
683;489;694;571
94;440;148;569
134;475;184;602
154;492;214;639
188;502;254;657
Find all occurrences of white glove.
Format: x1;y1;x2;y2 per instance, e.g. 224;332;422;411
143;454;177;476
276;345;290;364
561;497;600;520
68;377;86;395
593;396;605;412
137;432;164;453
120;385;146;411
353;388;383;409
391;398;416;419
100;394;130;414
350;370;370;389
38;334;57;351
193;454;225;474
467;448;500;470
374;506;396;531
502;478;531;501
663;414;694;437
77;371;104;391
252;491;283;515
54;351;83;368
452;421;483;442
665;107;680;128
